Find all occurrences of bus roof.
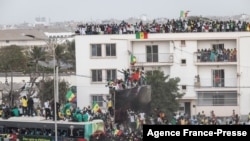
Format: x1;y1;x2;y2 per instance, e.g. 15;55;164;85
0;116;104;128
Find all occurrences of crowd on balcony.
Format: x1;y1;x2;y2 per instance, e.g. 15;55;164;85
75;18;250;35
197;47;237;62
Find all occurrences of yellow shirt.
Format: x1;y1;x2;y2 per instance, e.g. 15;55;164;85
21;98;28;107
107;101;112;108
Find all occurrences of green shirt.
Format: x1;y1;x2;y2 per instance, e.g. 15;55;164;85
12;108;19;116
76;113;83;122
83;113;89;122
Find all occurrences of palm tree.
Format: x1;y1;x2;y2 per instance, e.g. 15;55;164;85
27;46;47;73
64;40;76;72
25;46;47;97
54;44;67;70
53;40;75;72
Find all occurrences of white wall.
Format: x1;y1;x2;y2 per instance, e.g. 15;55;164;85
197;40;236;50
75;32;250;117
238;37;250;116
170;40;197;99
75;35;132;109
198;66;237;87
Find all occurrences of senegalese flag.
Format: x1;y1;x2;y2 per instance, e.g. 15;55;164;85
136;32;148;39
66;89;76;103
85;121;105;141
180;10;185;17
92;101;101;113
114;129;122;136
180;10;189;18
130;54;136;65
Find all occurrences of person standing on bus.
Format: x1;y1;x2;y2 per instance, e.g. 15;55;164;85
11;106;20;117
63;100;72;120
50;99;61;121
107;98;113;117
27;96;34;117
21;96;28;117
44;99;51;120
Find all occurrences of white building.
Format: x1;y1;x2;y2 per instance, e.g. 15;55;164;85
76;32;250;119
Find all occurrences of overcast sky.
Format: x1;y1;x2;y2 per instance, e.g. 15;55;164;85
0;0;249;25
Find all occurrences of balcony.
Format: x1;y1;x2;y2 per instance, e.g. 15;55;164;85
133;53;174;66
193;52;237;65
194;77;237;90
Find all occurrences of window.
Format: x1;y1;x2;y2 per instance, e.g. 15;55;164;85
212;69;224;87
212;44;224;50
197;91;237;106
92;69;102;82
106;44;116;56
92;95;104;107
182;85;187;91
146;45;158;62
179;107;185;111
91;44;102;57
181;40;186;47
181;59;186;65
213;94;224;106
106;69;117;81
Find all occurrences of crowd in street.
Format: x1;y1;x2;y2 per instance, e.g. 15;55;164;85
1;96;250;141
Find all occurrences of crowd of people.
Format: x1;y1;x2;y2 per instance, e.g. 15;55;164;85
75;18;250;35
1;95;250;141
197;47;237;62
107;67;147;91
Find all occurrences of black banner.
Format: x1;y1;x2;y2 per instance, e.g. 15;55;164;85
114;86;151;123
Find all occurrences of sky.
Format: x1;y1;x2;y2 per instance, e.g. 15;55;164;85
0;0;250;25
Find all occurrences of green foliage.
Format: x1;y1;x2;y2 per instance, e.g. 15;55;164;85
64;40;76;70
146;70;185;119
0;45;27;72
37;77;70;105
54;40;76;71
26;46;47;72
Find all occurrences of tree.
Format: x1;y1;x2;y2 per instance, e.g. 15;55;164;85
64;40;76;72
25;46;47;97
26;46;47;73
146;70;185;119
0;45;27;106
37;77;69;106
0;45;27;72
54;44;68;70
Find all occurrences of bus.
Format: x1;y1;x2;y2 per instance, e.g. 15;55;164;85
0;116;105;141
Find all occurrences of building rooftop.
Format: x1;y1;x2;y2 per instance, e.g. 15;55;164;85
0;29;48;41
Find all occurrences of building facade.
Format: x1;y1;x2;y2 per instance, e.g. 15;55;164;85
75;32;250;120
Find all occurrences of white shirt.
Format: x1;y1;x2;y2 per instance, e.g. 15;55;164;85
44;101;49;108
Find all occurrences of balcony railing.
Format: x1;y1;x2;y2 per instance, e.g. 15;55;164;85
133;53;174;64
193;52;237;63
194;78;237;88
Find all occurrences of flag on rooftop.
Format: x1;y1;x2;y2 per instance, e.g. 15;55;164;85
180;10;190;18
66;89;76;103
136;32;148;39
